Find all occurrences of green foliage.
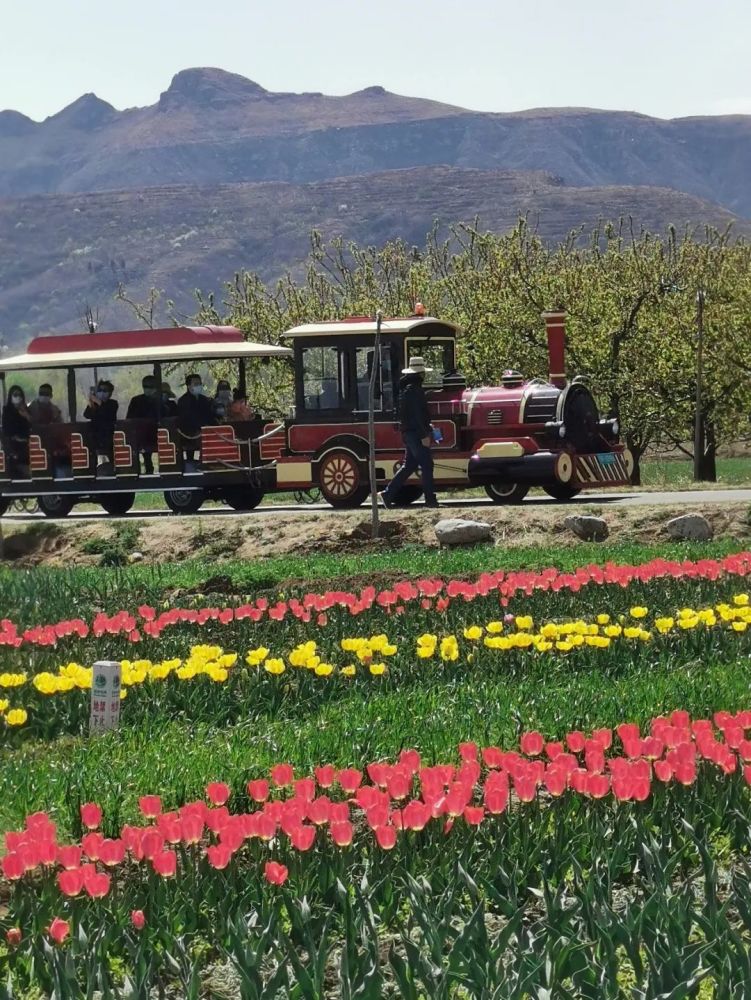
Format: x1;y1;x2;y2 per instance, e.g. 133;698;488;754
80;522;141;567
191;220;751;480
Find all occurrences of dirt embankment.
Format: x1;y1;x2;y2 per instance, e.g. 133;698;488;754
1;502;749;568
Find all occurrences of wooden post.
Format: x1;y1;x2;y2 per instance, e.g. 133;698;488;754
367;311;382;540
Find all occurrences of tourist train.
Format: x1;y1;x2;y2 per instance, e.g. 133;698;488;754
0;310;631;516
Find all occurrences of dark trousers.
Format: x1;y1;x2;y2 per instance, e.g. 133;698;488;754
384;431;436;503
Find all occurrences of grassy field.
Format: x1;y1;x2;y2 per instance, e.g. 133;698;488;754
0;537;744;623
3;538;751;995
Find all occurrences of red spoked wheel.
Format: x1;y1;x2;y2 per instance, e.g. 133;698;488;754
317;450;370;509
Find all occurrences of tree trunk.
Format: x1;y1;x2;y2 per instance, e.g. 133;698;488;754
696;415;717;482
625;435;644;486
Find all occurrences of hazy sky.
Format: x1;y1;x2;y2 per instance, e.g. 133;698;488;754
1;0;749;121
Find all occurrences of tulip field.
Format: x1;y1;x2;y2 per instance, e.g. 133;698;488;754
3;541;751;997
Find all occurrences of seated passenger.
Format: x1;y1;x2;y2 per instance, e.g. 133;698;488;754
161;383;178;418
127;375;160;475
84;380;118;473
213;380;232;423
177;374;214;468
2;385;31;476
228;388;254;422
28;384;62;424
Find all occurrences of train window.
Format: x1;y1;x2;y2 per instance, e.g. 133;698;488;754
354;346;395;413
301;346;343;410
404;339;455;387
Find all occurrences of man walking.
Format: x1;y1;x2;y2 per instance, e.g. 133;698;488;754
380;357;438;508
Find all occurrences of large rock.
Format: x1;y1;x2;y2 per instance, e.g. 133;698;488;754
434;518;493;547
564;514;609;542
665;513;713;541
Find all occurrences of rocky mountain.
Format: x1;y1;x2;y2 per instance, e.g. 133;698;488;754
2;68;750;215
0;68;749;342
1;167;743;341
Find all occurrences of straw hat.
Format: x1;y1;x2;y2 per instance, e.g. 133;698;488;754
401;357;433;375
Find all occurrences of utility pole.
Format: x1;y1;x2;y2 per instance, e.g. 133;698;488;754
693;289;705;482
367;311;382;539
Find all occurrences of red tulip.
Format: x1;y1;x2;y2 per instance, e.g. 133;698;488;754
307;797;332;826
57;845;82;869
207;843;233;869
1;853;24;880
654;760;673;783
463;806;484;826
58;867;85;897
152;850;177;878
314;765;335;788
131;909;145;931
5;927;21;947
289;824;316;851
180;813;204;845
206;782;230;806
84;871;111;898
330;820;354;846
336;768;363;792
270;763;294;787
520;731;544;756
374;825;397;850
138;795;162;819
402;799;431;830
80;802;102;829
48;917;70;944
81;832;103;861
264;861;288;885
294;777;316;801
247;779;270;802
566;731;585;753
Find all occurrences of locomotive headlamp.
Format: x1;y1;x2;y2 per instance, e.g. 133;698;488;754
611;419;619;436
558;424;567;438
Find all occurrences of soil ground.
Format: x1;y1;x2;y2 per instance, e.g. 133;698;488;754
1;500;749;569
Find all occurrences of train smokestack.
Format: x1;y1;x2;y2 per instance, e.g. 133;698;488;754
541;310;567;388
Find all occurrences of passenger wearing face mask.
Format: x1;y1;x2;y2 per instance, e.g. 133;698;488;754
213;380;232;424
84;380;118;471
2;385;31;476
28;384;62;425
127;375;160;475
177;373;215;468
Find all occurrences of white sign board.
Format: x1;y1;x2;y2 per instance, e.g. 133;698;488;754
90;661;122;734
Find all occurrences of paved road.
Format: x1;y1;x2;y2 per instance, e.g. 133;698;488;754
3;488;751;523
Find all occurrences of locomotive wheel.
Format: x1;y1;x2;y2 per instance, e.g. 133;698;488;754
484;482;529;505
37;494;76;518
224;485;264;511
164;489;205;515
543;483;581;502
99;493;136;516
389;485;424;507
318;450;370;509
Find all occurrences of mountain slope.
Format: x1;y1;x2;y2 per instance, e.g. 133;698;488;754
0;166;743;343
1;68;750;216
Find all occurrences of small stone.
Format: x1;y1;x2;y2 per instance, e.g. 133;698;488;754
564;515;609;542
434;518;493;547
128;551;144;563
665;513;713;541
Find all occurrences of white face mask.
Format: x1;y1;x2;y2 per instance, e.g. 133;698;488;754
189;384;203;396
39;394;52;403
10;394;23;406
97;390;110;401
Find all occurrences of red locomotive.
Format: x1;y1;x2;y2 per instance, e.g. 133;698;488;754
270;308;632;507
0;310;631;516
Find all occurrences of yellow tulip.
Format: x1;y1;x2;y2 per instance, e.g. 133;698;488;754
6;709;27;726
369;663;386;676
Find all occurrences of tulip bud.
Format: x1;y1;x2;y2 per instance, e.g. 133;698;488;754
131;909;146;931
5;927;21;947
